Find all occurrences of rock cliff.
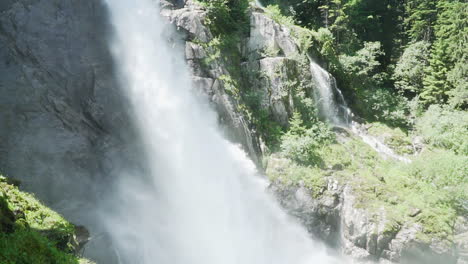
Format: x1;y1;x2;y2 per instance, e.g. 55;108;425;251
0;0;466;263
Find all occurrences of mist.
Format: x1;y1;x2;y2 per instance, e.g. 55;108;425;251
91;0;344;263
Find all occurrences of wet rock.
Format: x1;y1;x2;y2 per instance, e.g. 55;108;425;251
162;0;263;164
270;179;462;263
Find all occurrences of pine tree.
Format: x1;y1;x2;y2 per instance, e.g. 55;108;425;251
404;0;437;41
422;0;468;107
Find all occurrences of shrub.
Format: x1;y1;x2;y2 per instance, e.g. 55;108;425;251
356;88;410;127
264;5;295;26
200;0;249;36
266;156;327;197
339;41;385;86
280;112;334;165
416;105;468;155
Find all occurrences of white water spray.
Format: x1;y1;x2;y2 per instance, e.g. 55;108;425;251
309;61;411;163
100;0;343;263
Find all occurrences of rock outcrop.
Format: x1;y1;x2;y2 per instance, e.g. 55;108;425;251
268;154;466;263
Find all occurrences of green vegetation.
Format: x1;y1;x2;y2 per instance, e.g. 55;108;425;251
260;0;467;125
280;112;335;165
267;134;467;239
416;105;468;155
200;0;467;243
367;122;414;155
0;176;89;264
199;0;250;36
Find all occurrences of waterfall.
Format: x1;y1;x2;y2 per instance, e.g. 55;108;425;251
309;61;411;163
99;0;343;263
310;61;352;126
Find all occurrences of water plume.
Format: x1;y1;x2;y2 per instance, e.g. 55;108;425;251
100;0;343;263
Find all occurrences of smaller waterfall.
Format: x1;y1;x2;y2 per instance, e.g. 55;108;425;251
310;62;352;126
309;61;411;163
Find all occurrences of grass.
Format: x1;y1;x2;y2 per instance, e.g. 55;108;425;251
367;122;414;155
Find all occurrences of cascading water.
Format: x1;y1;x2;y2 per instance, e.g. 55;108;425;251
309;61;411;163
310;61;352;126
99;0;343;263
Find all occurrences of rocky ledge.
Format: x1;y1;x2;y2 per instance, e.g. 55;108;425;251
268;155;468;264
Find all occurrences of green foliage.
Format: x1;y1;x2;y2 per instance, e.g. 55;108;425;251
280;112;335;165
367;122;414;155
404;0;437;41
356;88;410;127
311;28;338;64
416;105;468;155
422;1;468;108
261;45;281;57
0;229;79;264
339;41;384;85
266;156;327;197
290;27;314;54
241;85;284;149
269;133;467;239
393;41;431;93
259;0;467;244
260;0;322;29
339;42;410;126
264;5;295;26
0;176;81;263
199;0;250;36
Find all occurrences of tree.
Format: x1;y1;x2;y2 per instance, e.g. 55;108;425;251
422;0;468;107
404;0;437;41
393;41;431;94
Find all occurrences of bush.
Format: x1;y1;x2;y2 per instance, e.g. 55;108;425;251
280;112;334;165
200;0;250;36
266;156;327;197
416;105;468;155
367;122;414;155
264;5;295;26
356;88;410;127
339;41;385;86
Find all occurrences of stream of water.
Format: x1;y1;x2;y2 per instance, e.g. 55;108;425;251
100;0;343;263
309;61;411;163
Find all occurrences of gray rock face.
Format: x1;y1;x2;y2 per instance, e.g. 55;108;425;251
0;2;142;262
161;0;263;164
246;12;298;59
0;0;126;204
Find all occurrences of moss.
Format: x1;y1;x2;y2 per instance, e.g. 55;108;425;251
266;156;327;197
0;175;83;263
